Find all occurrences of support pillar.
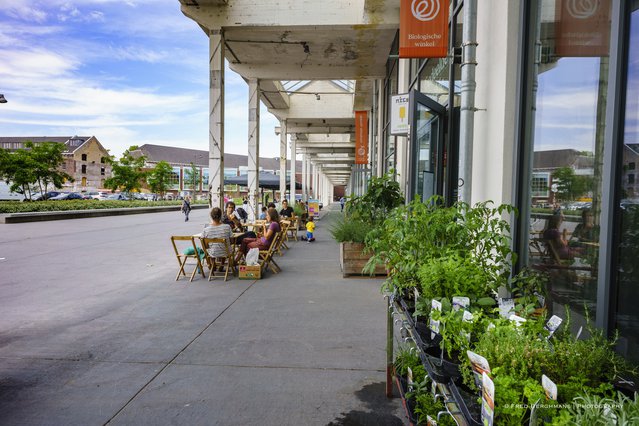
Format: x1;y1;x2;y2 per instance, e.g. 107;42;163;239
247;78;260;221
290;135;297;203
302;151;308;202
208;28;225;210
279;120;287;202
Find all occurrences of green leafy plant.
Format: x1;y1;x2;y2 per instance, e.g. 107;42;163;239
551;391;639;425
345;170;404;229
329;216;370;243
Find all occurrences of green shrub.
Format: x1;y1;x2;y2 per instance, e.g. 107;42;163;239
329;217;370;243
0;199;205;214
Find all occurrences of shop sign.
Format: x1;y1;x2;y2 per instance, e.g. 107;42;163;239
555;0;611;57
355;111;368;165
391;94;410;135
399;0;450;58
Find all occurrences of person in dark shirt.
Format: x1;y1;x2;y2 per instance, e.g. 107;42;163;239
279;199;295;218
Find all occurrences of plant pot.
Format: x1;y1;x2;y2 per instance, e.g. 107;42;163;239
339;241;386;278
423;345;463;383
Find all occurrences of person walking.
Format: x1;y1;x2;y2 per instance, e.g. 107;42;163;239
340;196;345;212
181;195;192;222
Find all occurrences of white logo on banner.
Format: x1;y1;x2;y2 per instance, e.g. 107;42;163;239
566;0;599;19
411;0;440;22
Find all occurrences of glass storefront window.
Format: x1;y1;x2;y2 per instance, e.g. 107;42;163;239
169;166;180;189
525;0;612;331
614;5;639;364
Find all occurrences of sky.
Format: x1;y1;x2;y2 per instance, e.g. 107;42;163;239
0;0;283;159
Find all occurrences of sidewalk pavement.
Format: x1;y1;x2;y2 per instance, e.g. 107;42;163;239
0;203;407;426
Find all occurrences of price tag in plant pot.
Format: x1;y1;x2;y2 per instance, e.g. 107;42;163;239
467;350;491;390
463;310;473;343
452;296;470;311
544;315;563;338
498;297;515;318
430;299;442;339
481;372;495;426
542;374;557;400
509;314;527;327
426;415;437;425
407;366;414;391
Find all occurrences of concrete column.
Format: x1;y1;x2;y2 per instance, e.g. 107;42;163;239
247;78;260;221
376;79;385;177
279;120;287;202
289;135;297;202
208;28;225;210
396;59;411;200
302;151;308;201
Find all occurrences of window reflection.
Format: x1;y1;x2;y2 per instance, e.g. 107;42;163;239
614;6;639;364
527;0;611;332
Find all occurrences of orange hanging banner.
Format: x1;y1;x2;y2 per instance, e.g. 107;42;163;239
355;111;368;165
555;0;611;57
400;0;450;58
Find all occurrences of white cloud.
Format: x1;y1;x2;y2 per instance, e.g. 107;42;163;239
0;0;47;23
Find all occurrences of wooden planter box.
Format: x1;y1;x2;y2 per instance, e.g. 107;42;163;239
340;242;386;278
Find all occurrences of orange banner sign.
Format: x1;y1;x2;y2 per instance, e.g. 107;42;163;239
355;111;368;165
555;0;611;57
400;0;450;58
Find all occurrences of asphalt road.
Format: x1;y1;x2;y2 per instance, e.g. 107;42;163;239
0;207;406;426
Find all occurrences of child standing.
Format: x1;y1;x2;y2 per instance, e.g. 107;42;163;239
305;215;315;242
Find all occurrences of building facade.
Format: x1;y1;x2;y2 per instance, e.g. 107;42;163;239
179;0;638;364
0;136;112;191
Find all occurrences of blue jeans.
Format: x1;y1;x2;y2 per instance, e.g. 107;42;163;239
306;231;313;240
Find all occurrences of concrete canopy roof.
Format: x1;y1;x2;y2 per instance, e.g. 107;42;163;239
179;0;399;186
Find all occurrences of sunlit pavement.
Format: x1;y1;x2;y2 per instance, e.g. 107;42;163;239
0;204;406;426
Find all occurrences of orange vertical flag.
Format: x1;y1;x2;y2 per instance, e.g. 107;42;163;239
355;111;368;165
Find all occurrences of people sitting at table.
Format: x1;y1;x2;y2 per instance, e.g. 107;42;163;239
202;207;232;262
570;209;598;244
222;201;243;231
259;206;267;220
236;209;281;264
543;213;574;260
279;199;295;219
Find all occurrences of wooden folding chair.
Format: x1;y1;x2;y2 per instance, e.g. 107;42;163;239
201;237;236;281
283;218;298;241
278;220;291;252
170;236;205;282
259;231;283;274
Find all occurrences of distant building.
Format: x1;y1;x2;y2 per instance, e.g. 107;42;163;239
0;136;112;191
532;149;595;206
131;144;304;199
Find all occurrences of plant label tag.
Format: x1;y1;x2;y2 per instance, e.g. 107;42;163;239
431;380;437;397
487;322;496;331
467;350;491;390
463;310;474;322
481;372;495;426
452;296;470;311
544;315;563;338
414;287;420;301
498;298;515;318
509;314;527;327
542;374;557;400
576;326;583;340
407;367;413;391
431;299;442;311
535;291;545;307
426;415;438;425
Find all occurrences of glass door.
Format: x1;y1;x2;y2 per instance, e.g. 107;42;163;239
408;89;446;202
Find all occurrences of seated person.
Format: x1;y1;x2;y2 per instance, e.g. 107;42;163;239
236;209;281;263
279;199;295;218
267;202;276;211
259;206;267;220
222;201;243;231
543;213;574;260
202;207;232;261
570;209;598;244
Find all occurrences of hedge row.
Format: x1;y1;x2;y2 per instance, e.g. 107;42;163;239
0;200;208;214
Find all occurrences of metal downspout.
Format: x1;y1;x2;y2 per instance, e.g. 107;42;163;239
458;0;478;204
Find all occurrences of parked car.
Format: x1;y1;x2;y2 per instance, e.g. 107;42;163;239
91;191;110;200
31;191;61;201
49;192;84;200
106;193;130;201
0;182;26;201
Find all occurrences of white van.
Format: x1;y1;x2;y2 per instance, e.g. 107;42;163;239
0;181;26;201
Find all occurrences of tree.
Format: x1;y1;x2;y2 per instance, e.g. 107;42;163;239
27;142;73;197
552;167;593;201
0;148;34;196
184;162;200;194
147;161;173;197
104;146;147;193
